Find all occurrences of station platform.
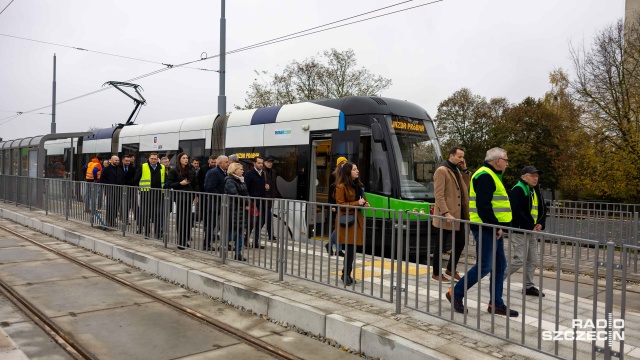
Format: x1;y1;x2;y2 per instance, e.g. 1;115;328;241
1;202;639;360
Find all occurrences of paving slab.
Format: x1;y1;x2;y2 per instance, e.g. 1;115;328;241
0;258;98;286
53;301;242;360
10;276;154;318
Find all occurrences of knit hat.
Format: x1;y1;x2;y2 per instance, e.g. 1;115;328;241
336;156;348;167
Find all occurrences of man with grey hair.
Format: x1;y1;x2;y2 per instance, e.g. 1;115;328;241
228;154;239;164
447;147;519;317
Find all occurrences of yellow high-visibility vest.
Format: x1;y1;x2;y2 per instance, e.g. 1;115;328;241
139;163;165;191
469;166;512;223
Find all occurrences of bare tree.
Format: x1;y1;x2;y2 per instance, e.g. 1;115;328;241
236;49;392;109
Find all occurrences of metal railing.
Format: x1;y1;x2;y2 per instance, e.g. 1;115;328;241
1;174;636;360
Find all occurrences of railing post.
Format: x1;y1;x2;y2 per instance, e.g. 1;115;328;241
594;242;617;359
121;186;127;237
395;210;404;314
277;198;285;281
163;189;171;248
27;177;31;210
89;183;95;227
44;179;49;215
221;195;228;264
64;180;70;220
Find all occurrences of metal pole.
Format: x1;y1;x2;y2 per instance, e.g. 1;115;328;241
51;54;56;134
603;242;615;360
395;210;404;314
217;0;226;116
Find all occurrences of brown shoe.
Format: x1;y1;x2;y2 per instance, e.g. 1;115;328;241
445;270;461;281
431;274;450;283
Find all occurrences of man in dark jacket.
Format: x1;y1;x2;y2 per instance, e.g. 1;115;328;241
505;166;547;297
101;155;124;228
244;156;266;249
448;147;518;317
121;154;137;223
203;155;229;248
133;153;165;238
263;156;280;240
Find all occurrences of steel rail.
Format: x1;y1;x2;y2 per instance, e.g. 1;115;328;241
0;224;302;360
0;276;95;359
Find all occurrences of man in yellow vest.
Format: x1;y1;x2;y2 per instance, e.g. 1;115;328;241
133;152;165;238
505;166;547;297
447;147;518;317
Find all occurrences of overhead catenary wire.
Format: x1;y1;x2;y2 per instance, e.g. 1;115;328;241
0;0;15;16
0;34;218;72
0;0;444;127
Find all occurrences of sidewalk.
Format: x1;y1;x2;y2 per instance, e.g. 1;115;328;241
0;203;635;359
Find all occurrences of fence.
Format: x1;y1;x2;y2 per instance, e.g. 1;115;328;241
0;174;637;359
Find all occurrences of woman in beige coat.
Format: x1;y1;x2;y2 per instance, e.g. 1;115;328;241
335;162;370;285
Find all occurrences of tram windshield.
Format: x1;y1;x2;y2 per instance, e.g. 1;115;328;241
387;115;441;201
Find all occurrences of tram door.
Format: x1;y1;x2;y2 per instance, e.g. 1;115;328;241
308;131;360;239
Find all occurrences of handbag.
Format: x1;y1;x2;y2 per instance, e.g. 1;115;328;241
249;202;260;217
338;214;355;226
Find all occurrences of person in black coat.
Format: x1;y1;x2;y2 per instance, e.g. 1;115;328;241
224;162;248;261
101;155;124;228
263;156;281;241
203;155;230;248
120;154;137;223
244;156;266;249
167;152;198;250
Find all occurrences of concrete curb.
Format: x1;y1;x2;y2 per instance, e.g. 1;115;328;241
1;208;456;360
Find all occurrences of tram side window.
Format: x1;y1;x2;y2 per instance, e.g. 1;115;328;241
349;125;392;196
178;139;206;166
265;146;301;200
121;144;139;165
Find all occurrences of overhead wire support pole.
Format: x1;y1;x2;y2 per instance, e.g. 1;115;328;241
218;0;226;116
51;54;56;134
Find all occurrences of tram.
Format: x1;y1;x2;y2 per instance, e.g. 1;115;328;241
0;96;443;260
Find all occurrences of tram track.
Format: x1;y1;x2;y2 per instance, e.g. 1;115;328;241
0;224;303;360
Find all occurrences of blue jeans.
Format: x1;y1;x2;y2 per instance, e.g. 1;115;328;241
453;225;507;307
329;230;342;252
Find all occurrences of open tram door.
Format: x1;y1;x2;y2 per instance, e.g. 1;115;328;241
308;130;360;240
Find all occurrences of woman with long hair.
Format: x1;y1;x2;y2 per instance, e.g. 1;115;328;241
325;156;347;256
168;152;198;250
224;162;248;261
334;162;370;285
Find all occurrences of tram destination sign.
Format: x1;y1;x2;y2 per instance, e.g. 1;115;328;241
391;117;426;134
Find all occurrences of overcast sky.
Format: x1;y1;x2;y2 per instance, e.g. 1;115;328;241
0;0;626;141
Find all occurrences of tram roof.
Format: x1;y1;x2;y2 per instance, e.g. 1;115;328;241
0;132;92;150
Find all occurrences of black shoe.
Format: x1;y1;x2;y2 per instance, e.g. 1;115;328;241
524;287;545;297
338;250;345;257
325;243;334;256
177;246;186;250
446;288;467;314
254;244;265;249
341;273;353;286
488;304;519;317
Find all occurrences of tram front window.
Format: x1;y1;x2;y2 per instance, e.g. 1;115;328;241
387;115;441;201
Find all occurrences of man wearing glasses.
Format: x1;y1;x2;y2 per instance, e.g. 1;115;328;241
505;166;547;297
447;147;519;317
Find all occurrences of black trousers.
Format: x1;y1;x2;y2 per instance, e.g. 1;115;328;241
138;191;163;238
432;227;467;276
342;244;356;277
175;193;193;247
105;187;121;228
246;199;267;246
